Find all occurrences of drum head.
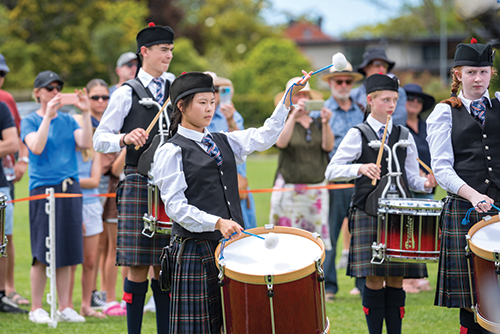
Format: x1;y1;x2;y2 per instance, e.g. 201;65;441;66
471;220;500;253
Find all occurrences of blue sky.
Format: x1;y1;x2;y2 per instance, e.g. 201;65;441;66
263;0;421;37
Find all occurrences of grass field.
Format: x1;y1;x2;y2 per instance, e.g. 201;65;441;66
0;153;458;333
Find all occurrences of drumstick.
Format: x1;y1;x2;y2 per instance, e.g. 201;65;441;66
417;158;434;175
372;115;390;186
134;97;170;150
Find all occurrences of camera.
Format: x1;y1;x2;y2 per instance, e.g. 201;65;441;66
219;86;232;105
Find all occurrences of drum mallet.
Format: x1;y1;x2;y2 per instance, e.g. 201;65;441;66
372;115;391;186
242;230;279;250
417;158;434;175
134;97;170;150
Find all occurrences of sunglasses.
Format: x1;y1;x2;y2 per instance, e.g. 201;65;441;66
0;72;6;78
370;60;389;69
407;95;424;103
214;86;220;93
305;128;312;142
334;79;353;85
44;84;63;92
124;61;137;68
90;95;110;101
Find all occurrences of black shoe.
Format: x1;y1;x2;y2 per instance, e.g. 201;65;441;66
0;296;28;313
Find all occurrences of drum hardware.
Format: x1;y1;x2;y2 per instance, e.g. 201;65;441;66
265;274;276;334
0;193;7;257
315;257;327;332
142;171;172;238
218;260;228;334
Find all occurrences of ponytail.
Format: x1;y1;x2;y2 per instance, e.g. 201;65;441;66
440;67;463;108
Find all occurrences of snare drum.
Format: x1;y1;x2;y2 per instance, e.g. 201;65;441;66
372;198;442;263
0;193;7;256
466;215;500;333
142;175;171;238
215;226;330;334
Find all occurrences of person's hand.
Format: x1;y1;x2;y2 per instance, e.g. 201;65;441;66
291;98;309;120
424;173;437;189
358;163;381;181
215;218;243;239
13;161;27;183
75;88;89;113
220;102;236;121
320;106;332;124
123;128;148;147
46;93;61;119
470;194;494;213
283;70;313;107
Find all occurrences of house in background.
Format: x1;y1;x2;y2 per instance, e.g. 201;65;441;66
284;19;467;88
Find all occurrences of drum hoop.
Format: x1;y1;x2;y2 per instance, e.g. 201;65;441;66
476;305;500;332
215;226;326;285
467;215;500;262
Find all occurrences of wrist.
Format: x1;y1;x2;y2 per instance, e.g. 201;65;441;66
120;133;127;147
18;156;29;164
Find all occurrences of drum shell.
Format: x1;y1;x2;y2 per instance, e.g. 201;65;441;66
147;178;171;231
0;193;6;256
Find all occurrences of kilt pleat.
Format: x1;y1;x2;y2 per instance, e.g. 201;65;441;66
116;166;170;267
169;238;221;334
347;207;427;278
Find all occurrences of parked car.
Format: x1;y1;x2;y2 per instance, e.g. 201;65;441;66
16;101;80;119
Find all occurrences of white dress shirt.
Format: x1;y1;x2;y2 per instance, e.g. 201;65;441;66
93;68;173;153
325;115;430;193
426;90;498;194
152;103;291;233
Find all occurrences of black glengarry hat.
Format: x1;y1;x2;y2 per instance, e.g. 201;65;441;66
170;72;214;106
453;38;495;67
136;22;174;54
365;73;399;95
357;47;395;75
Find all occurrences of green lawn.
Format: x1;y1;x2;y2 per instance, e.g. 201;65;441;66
0;153;457;333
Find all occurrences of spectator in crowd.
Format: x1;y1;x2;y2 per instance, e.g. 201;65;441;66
109;52;138;95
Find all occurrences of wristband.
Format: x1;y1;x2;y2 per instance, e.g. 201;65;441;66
121;133;127;147
18;156;29;164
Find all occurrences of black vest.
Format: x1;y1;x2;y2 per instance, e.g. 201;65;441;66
451;98;500;193
352;124;409;211
121;78;170;166
168;132;244;240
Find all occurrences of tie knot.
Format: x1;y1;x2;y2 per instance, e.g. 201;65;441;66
202;135;213;144
153;77;163;85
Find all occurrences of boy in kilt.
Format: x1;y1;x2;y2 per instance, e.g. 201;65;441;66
325;74;437;334
426;38;498;333
93;23;174;334
152;70;312;334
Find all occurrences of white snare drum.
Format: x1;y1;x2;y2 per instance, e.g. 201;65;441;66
466;215;500;333
215;226;330;334
0;193;7;256
372;198;442;263
142;174;171;238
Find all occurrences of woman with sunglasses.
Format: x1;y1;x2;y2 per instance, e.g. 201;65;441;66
20;70;93;323
269;77;333;251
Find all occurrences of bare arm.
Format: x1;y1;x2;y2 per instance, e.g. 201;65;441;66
0;127;19;158
24;94;60;155
275;106;300;149
13;139;29;182
79;153;102;189
73;88;93;149
320;107;334;152
111;149;126;177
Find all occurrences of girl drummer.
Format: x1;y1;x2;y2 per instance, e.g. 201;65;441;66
426;39;498;333
325;73;436;334
152;70;312;333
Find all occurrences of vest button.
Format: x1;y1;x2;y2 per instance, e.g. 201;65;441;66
485;179;490;184
483;134;487;138
489;167;493;172
485;146;490;150
224;186;227;190
227;201;231;205
220;171;223;175
488;156;492;160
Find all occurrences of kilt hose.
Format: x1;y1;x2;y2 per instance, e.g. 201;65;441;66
169;237;221;334
347;207;428;278
434;195;498;308
116;166;171;267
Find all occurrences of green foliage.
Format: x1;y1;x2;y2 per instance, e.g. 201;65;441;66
167;37;211;76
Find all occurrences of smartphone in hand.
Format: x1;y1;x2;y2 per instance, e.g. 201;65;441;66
60;93;78;105
219;86;232;105
305;99;324;112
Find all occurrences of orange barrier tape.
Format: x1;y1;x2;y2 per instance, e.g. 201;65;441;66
7;183;353;203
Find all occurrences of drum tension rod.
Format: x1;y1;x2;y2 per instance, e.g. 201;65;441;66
315;258;325;282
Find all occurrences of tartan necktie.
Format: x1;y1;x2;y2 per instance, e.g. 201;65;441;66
152;78;164;105
377;125;388;144
202;135;223;167
470;96;488;126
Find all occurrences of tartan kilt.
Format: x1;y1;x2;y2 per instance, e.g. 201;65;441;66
434;196;497;308
347;207;428;278
116;166;171;267
169;237;221;334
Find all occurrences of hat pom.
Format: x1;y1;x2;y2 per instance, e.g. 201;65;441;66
148;22;155;27
470;37;478;44
378;71;384;75
181;71;187;75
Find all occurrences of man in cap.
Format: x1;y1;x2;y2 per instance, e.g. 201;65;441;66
109;52;138;95
94;22;174;334
0;53;30;310
315;61;365;301
351;46;408;126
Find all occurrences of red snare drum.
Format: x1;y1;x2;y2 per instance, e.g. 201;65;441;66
0;193;7;256
372;198;442;263
466;215;500;333
215;226;330;334
142;176;171;238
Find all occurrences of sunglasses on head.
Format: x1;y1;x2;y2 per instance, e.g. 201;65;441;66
44;84;63;92
407;95;423;103
124;61;137;68
334;79;353;85
90;95;110;101
0;72;6;78
370;60;389;69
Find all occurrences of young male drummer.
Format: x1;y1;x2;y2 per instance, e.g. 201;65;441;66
427;39;499;334
93;23;174;334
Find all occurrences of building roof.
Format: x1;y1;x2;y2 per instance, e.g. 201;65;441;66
284;20;335;44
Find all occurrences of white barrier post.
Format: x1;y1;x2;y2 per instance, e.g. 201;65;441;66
45;188;57;328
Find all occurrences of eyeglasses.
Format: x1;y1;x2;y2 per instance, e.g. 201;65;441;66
44;84;63;92
370;60;389;69
124;61;137;68
90;95;110;101
305;128;312;142
407;95;423;104
334;79;353;85
0;72;6;78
